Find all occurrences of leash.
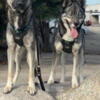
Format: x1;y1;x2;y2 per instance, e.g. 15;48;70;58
35;36;45;91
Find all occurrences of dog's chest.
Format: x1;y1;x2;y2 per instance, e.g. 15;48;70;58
9;11;24;28
13;15;25;29
9;12;28;46
14;16;19;30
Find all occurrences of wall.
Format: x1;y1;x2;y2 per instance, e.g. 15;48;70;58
85;4;100;24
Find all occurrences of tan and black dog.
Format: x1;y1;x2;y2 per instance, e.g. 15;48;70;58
48;0;86;89
4;0;39;95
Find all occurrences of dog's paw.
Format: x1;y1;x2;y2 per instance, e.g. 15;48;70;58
72;82;79;89
3;85;12;94
72;77;79;89
27;86;36;95
47;78;55;85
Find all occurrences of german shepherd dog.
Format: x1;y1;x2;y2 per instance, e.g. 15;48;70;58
4;0;38;95
48;0;86;88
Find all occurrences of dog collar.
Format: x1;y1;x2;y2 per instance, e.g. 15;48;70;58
10;12;33;35
10;24;31;35
10;24;31;46
9;14;33;46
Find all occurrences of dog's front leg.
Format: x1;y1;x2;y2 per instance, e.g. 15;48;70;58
47;53;56;85
48;38;63;84
26;46;36;95
78;47;85;83
13;45;23;85
48;53;61;85
60;52;66;83
72;44;79;88
4;44;15;93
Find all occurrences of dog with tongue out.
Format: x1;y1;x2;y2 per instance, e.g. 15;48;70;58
54;8;83;53
70;27;78;39
48;0;86;89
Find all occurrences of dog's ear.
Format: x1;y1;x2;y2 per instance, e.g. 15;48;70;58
62;0;72;8
80;0;86;9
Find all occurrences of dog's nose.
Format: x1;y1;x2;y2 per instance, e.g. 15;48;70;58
74;22;79;26
17;2;24;7
12;2;24;9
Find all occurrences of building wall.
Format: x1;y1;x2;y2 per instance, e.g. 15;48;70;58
91;15;99;24
86;4;100;11
86;4;100;24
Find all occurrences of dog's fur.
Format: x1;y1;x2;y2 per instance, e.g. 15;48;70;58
4;0;37;95
48;0;86;88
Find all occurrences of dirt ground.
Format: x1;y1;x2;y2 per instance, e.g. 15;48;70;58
0;26;100;99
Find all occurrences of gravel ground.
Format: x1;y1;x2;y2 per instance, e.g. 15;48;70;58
57;71;100;100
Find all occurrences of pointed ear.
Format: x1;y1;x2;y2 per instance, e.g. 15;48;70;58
80;0;86;9
62;0;72;8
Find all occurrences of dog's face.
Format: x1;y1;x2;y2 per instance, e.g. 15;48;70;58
7;0;30;14
62;0;85;29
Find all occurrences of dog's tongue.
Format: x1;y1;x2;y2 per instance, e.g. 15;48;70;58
70;27;78;38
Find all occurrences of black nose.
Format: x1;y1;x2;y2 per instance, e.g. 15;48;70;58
12;2;24;9
74;22;79;26
17;2;24;7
